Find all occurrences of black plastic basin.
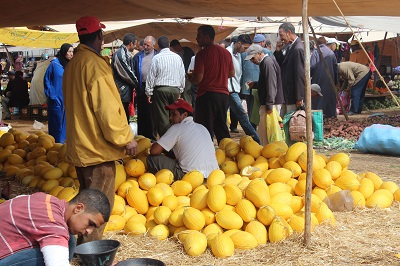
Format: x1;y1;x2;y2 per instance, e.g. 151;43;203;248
74;239;121;266
116;258;166;266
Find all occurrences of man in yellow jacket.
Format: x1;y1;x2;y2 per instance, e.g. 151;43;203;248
63;16;137;244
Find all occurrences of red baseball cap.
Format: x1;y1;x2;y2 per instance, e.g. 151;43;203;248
165;99;193;113
76;16;106;36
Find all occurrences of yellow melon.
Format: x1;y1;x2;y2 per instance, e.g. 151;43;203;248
210;234;235;258
287;214;305;233
147;187;165;206
220;161;239;175
284;142;307;162
237;154;255;170
41;179;60;193
283;161;302;178
215;148;226;166
190;188;209;210
138;173;156;190
315;202;336;226
124;221;146;235
183;231;207;256
266;168;292;184
358;178;375;199
120;206;137;222
245;220;267;245
225;141;240;158
106;215;126;231
328;152;350;169
363;172;383;190
207;185;226;212
325;161;342;180
155;169;174;185
182;207;205;230
153;206;172;225
0;132;14;147
125;159;146;177
215;210;243;230
313;169;333;189
366;189;393;208
350;190;366;208
243;138;263;159
244;179;270;207
230;231;258;250
114;163;127;192
270;191;293;206
223;184;242;206
261;142;285;159
162;195;179;211
206;169;225;187
117;180;139;199
269;216;293;243
201;208;216;226
379;181;399;194
171;180;193;196
149;224;169;240
182;170;204;190
126;187;149;214
235;198;256;222
335;171;361;191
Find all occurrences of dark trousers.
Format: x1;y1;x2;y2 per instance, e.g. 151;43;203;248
122;101;130;124
136;91;156;140
146;155;185;181
152;86;180;137
76;161;116;244
350;71;371;113
194;92;230;144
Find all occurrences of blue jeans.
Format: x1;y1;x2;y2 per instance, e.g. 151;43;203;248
0;233;76;266
229;92;260;144
350;71;371;113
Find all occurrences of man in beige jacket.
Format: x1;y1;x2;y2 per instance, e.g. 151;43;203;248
338;61;371;115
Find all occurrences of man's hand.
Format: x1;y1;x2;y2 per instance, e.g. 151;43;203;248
246;81;254;89
266;106;273;114
275;40;284;52
296;100;304;108
125;139;138;156
147;96;152;104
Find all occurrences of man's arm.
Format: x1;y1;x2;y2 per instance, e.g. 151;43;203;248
113;49;138;87
41;245;70;266
150;142;164;156
191;73;203;85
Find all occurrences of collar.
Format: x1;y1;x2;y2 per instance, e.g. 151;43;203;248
160;48;171;53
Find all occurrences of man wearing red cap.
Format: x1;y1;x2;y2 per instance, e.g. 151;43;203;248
62;16;137;244
146;99;218;180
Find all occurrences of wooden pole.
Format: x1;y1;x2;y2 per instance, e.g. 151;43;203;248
331;0;400;108
302;0;313;246
308;19;349;121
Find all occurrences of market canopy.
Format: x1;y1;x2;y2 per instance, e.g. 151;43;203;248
103;22;236;44
0;0;398;27
0;28;78;48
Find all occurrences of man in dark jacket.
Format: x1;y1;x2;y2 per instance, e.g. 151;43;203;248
133;35;158;140
246;44;284;145
2;71;29;120
111;33;138;123
274;22;305;116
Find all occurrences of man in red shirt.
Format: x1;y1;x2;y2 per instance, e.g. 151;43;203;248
191;25;234;144
0;189;110;266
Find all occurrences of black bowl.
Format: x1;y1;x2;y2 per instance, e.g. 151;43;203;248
74;239;121;266
116;258;166;266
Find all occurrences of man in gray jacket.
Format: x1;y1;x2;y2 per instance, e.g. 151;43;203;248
112;33;138;122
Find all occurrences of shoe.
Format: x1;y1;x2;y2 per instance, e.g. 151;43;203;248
230;128;239;133
3;117;11;120
347;111;356;116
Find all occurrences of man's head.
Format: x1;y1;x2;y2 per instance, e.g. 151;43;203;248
165;99;194;124
158;36;170;50
245;44;265;65
278;22;296;45
137;39;145;52
196;25;215;47
66;189;110;237
253;34;266;47
15;71;23;78
233;34;252;54
123;33;137;52
170;39;182;53
311;84;323;98
7;71;15;80
144;36;156;54
326;38;338;52
76;16;106;52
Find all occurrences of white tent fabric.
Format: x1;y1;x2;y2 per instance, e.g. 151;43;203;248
313;16;400;34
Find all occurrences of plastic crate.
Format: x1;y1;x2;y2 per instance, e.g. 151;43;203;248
19;105;48;121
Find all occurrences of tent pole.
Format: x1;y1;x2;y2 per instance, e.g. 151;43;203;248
373;32;387;89
302;0;313;247
332;0;400;107
308;19;349;121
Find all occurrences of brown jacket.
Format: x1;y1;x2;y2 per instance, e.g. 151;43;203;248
338;61;370;90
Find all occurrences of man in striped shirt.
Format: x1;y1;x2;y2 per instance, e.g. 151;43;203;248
145;36;186;138
0;189;110;266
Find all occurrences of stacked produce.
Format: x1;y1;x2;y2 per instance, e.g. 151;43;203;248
1;129;399;258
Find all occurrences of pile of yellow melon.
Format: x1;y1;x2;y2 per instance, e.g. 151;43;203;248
104;136;399;258
0;129;81;201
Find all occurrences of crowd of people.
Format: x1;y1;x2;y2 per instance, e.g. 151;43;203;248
0;16;381;265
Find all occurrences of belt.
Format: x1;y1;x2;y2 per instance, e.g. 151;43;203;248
229;92;238;95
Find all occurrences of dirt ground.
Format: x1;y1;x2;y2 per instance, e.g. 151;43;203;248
2;116;400;266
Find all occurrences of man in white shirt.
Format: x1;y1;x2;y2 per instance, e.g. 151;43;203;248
146;99;218;180
145;36;185;137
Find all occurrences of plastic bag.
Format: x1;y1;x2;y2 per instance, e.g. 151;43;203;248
355;124;400;156
33;120;45;130
336;90;351;115
323;190;354;212
312;110;324;142
129;122;138;136
266;108;285;143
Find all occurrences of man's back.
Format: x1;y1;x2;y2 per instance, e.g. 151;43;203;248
157;117;218;178
194;44;233;96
